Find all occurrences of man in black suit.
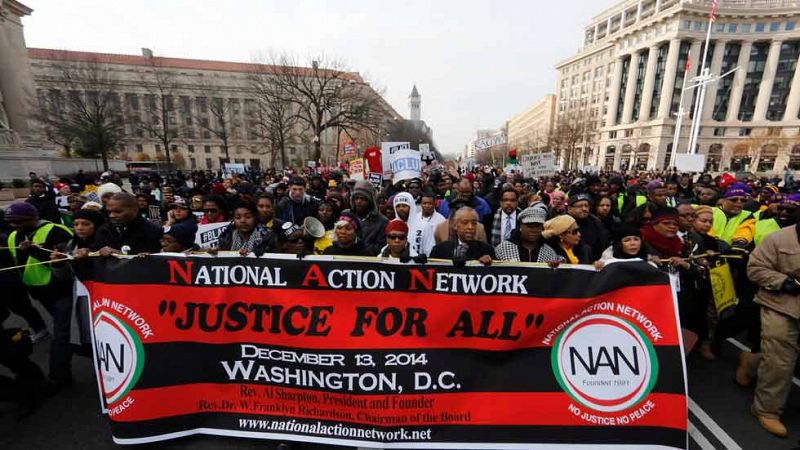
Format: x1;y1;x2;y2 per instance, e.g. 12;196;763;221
430;207;494;266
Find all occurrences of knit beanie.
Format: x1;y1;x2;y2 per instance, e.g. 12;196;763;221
5;202;39;221
73;208;104;228
384;219;409;235
97;183;122;199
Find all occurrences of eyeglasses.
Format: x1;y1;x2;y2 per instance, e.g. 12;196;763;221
726;197;747;204
203;208;219;213
387;234;407;240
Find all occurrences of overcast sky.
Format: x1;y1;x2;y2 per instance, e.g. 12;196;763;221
22;0;601;156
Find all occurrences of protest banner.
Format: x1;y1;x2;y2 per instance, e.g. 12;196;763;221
193;222;230;248
348;158;365;181
82;256;686;448
380;142;411;177
520;153;556;178
388;149;422;184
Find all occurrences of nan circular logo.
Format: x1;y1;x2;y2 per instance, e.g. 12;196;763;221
551;314;658;412
93;311;145;404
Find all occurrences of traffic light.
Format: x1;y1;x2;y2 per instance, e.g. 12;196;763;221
508;148;517;165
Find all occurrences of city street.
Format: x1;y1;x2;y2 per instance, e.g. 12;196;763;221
1;307;799;450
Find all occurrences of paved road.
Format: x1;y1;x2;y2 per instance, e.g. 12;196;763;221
1;308;799;450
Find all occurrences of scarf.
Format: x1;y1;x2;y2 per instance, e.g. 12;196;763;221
231;225;268;253
640;224;682;257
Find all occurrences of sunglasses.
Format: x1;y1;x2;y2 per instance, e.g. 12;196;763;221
388;234;407;240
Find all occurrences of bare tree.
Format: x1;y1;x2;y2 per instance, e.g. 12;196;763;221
248;69;298;168
33;55;125;170
549;109;596;170
192;78;235;163
135;57;182;173
267;53;387;162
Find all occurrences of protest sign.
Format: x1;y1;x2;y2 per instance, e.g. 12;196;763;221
674;154;706;173
343;142;356;158
193;222;230;248
380;142;411;177
368;172;383;189
520;153;556;178
348;158;365;181
223;163;246;177
388;149;422;183
82;257;686;449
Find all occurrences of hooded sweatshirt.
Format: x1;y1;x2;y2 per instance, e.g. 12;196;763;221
393;192;434;256
346;180;388;256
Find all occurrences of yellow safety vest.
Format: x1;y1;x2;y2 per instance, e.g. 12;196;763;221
754;218;781;247
8;223;73;286
711;208;753;245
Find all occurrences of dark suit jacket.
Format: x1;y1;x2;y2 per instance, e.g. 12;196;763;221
430;240;496;261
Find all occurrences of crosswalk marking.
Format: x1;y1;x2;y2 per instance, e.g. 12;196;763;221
688;422;717;450
688;397;743;450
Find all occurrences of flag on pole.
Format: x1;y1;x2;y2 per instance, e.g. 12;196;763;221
709;0;718;22
685;51;692;72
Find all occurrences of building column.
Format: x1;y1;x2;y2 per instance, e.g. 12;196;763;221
655;0;661;13
622;51;641;124
607;17;613;35
0;19;34;136
702;40;727;120
658;38;682;119
688;40;702;80
636;0;643;21
753;40;784;121
639;45;660;122
594;23;600;42
606;56;626;127
727;41;753;122
783;49;800;121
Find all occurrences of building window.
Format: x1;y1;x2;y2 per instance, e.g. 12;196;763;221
693;21;703;32
649;44;668;119
188;145;195;153
738;42;770;121
714;42;740;121
741;23;751;33
739;128;752;136
136;144;143;153
766;41;800;121
789;144;800;170
755;23;765;33
204;145;211;153
609;130;617;139
615;56;632;124
728;23;737;33
205;158;213;169
770;22;780;33
624;129;634;137
671;41;692;116
787;21;796;31
716;23;725;33
631;50;648;121
758;144;778;172
682;20;691;30
155;144;161;152
707;144;723;172
713;128;725;136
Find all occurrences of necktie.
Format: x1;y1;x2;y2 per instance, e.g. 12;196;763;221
504;216;513;241
456;242;469;258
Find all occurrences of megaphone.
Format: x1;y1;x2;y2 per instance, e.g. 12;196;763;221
303;216;325;239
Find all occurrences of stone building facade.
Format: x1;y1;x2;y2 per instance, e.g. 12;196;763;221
555;0;800;173
507;94;557;151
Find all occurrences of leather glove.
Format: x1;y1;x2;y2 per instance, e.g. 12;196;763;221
780;276;800;295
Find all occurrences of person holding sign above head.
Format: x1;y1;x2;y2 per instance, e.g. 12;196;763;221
430;207;494;266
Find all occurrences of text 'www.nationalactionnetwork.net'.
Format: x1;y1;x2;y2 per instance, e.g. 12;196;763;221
238;418;433;441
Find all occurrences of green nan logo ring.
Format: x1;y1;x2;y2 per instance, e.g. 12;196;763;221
94;311;145;404
551;313;658;412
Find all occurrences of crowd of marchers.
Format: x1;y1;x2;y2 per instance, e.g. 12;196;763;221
1;163;799;442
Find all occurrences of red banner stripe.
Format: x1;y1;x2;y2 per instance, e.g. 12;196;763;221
109;383;687;430
85;283;680;350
